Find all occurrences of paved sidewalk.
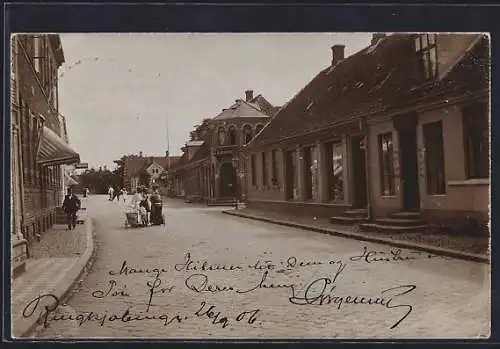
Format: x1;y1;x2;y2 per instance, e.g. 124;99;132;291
223;208;489;263
11;213;94;338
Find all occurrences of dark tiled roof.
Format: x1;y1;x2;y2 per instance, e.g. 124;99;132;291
252;34;488;148
124;155;180;176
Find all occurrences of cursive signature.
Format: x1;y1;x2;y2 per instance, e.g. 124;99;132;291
289;276;416;329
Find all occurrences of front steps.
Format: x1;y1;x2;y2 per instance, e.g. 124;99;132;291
207;197;238;207
359;211;429;233
330;208;369;224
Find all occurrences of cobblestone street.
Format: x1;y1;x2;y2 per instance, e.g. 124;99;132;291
31;196;489;339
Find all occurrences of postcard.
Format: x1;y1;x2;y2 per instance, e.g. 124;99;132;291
10;32;490;339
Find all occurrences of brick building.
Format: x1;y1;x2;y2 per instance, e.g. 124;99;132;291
246;33;489;232
169;90;279;204
11;34;80;276
121;152;179;193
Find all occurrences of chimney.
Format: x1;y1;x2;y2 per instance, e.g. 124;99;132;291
245;90;254;102
371;33;386;46
139;151;143;157
331;45;345;66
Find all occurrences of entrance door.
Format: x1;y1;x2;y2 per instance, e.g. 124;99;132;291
219;163;236;198
398;127;420;211
284;151;295;200
351;135;367;208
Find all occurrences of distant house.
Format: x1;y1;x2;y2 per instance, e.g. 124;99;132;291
169;90;280;204
121;152;180;192
246;33;489;232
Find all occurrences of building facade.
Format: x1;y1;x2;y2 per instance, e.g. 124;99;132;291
121;152;179;194
169;90;279;204
11;34;80;276
246;33;489;232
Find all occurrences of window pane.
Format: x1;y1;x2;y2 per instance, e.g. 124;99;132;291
423;121;446;194
423;52;431;79
429;47;437;78
379;133;395;195
328;142;344;201
463;103;489;178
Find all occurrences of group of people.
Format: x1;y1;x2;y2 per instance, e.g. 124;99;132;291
129;185;164;226
108;186;127;202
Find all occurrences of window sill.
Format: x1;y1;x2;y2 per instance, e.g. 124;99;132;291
380;195;396;198
448;179;490;187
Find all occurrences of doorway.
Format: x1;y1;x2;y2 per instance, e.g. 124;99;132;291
398;127;420;211
219;163;236;198
284;150;295;200
351;135;367;208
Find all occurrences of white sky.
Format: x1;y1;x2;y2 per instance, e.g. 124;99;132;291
58;33;373;169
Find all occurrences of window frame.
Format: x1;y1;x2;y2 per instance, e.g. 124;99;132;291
326;141;345;202
463;103;489;179
415;34;438;80
378;132;396;196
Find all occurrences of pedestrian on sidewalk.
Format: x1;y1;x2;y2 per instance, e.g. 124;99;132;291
108;186;114;201
62;187;81;230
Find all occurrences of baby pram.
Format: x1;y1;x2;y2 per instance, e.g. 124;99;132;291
124;205;147;228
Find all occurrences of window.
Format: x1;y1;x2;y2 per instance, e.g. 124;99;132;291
262;152;268;186
303;147;316;200
228;126;237;145
251;154;257;186
243;125;253;144
379;133;396;196
33;36;41;74
271;149;278;185
423;121;446;194
217;127;226;145
463;103;489;179
415;34;437;80
326;142;344;201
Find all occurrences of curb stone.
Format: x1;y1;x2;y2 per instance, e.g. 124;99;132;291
21;218;96;338
222;210;489;264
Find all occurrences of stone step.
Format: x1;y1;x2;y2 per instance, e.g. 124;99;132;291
390;211;421;219
343;209;368;218
329;216;369;224
359;222;429;233
375;217;425;226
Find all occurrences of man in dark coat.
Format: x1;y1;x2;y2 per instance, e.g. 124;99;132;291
62;187;81;230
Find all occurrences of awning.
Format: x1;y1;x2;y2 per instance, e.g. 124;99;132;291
37;126;80;166
65;174;79;186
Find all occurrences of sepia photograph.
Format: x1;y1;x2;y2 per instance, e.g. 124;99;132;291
10;32;490;339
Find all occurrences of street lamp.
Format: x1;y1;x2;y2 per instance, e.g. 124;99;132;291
232;156;239;210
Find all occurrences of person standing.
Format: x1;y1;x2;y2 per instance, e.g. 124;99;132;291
108;186;114;201
62;188;81;230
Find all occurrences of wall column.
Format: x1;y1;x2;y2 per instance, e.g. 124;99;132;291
316;141;329;203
